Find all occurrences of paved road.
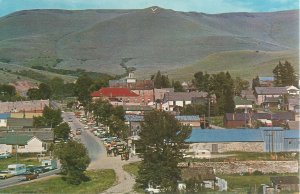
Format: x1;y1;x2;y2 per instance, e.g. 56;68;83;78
0;169;60;189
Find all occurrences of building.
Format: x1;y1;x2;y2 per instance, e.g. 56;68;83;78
241;90;256;103
234;96;253;110
287;121;300;130
109;74;155;105
181;167;216;189
0;100;49;113
123;105;154;115
224;113;250;128
185;128;299;153
0;113;10;127
270;176;299;192
175;115;200;127
162;91;209;111
7;118;34;129
10;112;43;119
0;134;46;153
255;87;288;105
154;88;174;102
91;88;139;104
287;95;299;112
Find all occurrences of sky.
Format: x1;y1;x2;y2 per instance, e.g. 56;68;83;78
0;0;299;17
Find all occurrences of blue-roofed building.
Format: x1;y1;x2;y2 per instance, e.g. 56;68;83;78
0;113;10;127
185;127;299;153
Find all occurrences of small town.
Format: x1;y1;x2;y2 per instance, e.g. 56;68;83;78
0;1;299;194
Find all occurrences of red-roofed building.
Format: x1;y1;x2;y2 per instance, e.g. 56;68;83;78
91;88;140;104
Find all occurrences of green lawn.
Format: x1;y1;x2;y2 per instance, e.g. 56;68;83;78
209;116;224;128
218;174;299;193
0;154;40;170
0;169;116;194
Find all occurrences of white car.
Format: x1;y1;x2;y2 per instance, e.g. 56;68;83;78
145;185;161;194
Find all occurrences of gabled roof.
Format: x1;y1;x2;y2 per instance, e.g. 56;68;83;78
253;112;294;120
0;134;34;145
234;96;253;106
7;118;34;127
270;176;299;185
255;87;288;95
164;91;208;101
0;131;54;142
225;113;250;121
175;115;200;121
91;88;139;98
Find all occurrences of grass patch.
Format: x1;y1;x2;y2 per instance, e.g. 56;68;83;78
0;169;116;194
0;154;40;170
218;173;299;192
123;162;144;193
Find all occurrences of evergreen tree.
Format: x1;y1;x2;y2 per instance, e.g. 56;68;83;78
74;75;94;107
282;61;297;86
252;76;260;94
136;110;191;192
172;80;185;92
233;77;249;96
193;71;210;92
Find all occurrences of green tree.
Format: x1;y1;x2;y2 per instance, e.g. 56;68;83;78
210;72;235;114
0;84;16;101
54;140;90;185
108;115;129;139
273;61;297;87
54;122;71;140
33;116;46;127
136;110;191;192
180;104;207;116
90;99;113;126
39;83;52;99
172;80;185;92
50;77;64;99
233;77;250;96
193;71;210;92
252;76;260;95
152;71;171;88
74;75;94;107
42;106;62;128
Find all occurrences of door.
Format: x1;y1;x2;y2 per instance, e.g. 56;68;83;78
212;144;218;153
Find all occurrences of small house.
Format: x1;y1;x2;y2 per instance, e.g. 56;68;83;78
181;167;216;189
270;176;299;192
0;113;10;127
224;113;250;128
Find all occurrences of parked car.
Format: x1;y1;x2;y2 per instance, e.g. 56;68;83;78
0;152;12;159
26;165;44;174
20;172;39;181
145;185;161;194
0;171;14;179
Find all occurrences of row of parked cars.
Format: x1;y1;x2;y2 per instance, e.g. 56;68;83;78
0;159;57;181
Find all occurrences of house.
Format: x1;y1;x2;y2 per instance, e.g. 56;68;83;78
154;88;174;103
0;113;10;127
287;95;299;112
255;87;288;105
286;86;299;95
185;127;299;153
0;134;46;153
181;167;216;189
175;115;200;127
270;176;299;192
241;90;256;103
234;96;253;110
162;91;209;111
123;105;154;115
224;113;250;128
0;100;49;113
253;112;295;126
91;88;140;104
259;77;274;87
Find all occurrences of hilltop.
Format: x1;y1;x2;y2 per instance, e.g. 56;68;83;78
0;7;298;79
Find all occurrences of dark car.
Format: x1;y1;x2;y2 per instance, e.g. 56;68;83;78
20;172;39;181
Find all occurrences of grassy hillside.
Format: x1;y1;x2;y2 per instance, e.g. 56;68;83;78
167;50;299;81
0;7;298;78
0;62;77;84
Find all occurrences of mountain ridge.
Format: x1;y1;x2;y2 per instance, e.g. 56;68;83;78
0;7;298;78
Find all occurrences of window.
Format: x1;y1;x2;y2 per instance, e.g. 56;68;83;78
18;145;25;149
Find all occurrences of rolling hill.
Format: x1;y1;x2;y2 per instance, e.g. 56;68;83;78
0;7;298;79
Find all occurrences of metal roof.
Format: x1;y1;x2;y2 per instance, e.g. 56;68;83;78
186;129;263;143
175;115;200;121
0;134;34;145
125;115;144;122
284;130;300;139
255;87;288;95
0;113;10;119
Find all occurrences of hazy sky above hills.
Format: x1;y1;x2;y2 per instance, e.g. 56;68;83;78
0;0;299;16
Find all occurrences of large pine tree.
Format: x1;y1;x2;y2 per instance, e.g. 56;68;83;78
136;110;191;192
273;61;297;86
